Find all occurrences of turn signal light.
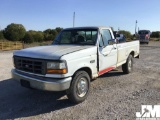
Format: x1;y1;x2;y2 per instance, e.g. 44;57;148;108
47;69;67;74
146;34;149;39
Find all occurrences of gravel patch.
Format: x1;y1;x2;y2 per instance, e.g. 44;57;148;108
0;51;14;81
0;42;160;120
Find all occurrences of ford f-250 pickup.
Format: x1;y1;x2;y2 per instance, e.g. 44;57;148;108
12;26;140;103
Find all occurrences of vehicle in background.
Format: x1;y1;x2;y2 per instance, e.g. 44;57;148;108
116;33;126;43
138;30;151;44
113;31;126;43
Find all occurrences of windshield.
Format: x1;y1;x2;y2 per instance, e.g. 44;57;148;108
138;31;149;35
53;29;98;45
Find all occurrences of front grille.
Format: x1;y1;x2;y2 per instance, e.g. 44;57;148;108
14;56;46;75
139;35;145;40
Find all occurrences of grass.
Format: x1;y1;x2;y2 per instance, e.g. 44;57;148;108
0;40;23;51
24;41;52;48
150;38;160;41
0;39;53;50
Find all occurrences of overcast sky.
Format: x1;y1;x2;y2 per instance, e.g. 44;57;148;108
0;0;160;33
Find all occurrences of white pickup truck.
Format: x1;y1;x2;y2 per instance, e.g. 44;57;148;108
12;26;140;103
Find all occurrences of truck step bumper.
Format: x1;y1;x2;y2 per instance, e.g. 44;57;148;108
12;69;72;91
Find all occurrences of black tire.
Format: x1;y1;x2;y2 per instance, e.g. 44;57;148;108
122;54;133;74
66;71;90;104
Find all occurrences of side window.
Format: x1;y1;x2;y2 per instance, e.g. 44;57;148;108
101;29;112;46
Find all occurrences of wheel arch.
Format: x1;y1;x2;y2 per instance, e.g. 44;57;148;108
130;51;135;57
73;67;92;80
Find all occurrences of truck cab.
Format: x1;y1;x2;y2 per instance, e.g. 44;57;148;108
12;26;140;103
138;30;150;44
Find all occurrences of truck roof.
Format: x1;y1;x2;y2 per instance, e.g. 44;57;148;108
64;26;111;30
138;30;150;32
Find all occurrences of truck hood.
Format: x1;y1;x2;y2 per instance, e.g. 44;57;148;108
14;45;93;60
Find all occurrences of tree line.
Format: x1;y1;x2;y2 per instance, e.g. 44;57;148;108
0;23;134;42
1;23;159;43
0;23;63;43
150;31;160;38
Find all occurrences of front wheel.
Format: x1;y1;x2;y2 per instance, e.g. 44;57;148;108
66;71;90;104
122;54;133;74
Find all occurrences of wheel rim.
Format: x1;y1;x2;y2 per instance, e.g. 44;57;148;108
128;59;132;71
77;77;88;97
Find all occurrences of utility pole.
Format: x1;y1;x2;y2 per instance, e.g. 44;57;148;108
73;12;75;27
135;20;138;35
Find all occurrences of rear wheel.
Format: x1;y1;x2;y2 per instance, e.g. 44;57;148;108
66;71;90;104
122;54;133;74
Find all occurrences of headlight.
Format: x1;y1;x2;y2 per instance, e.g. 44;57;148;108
46;61;67;74
12;57;15;67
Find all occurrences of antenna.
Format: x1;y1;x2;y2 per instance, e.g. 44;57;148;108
73;12;75;27
135;20;138;35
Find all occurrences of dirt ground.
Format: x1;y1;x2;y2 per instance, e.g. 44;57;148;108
0;41;160;120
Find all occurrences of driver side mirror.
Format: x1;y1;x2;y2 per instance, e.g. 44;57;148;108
108;39;116;45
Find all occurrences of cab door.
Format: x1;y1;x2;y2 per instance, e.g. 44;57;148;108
98;29;117;75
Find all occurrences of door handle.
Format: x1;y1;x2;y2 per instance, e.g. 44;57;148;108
102;51;110;56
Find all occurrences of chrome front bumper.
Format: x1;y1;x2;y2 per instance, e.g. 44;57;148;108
140;39;149;43
12;69;72;91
